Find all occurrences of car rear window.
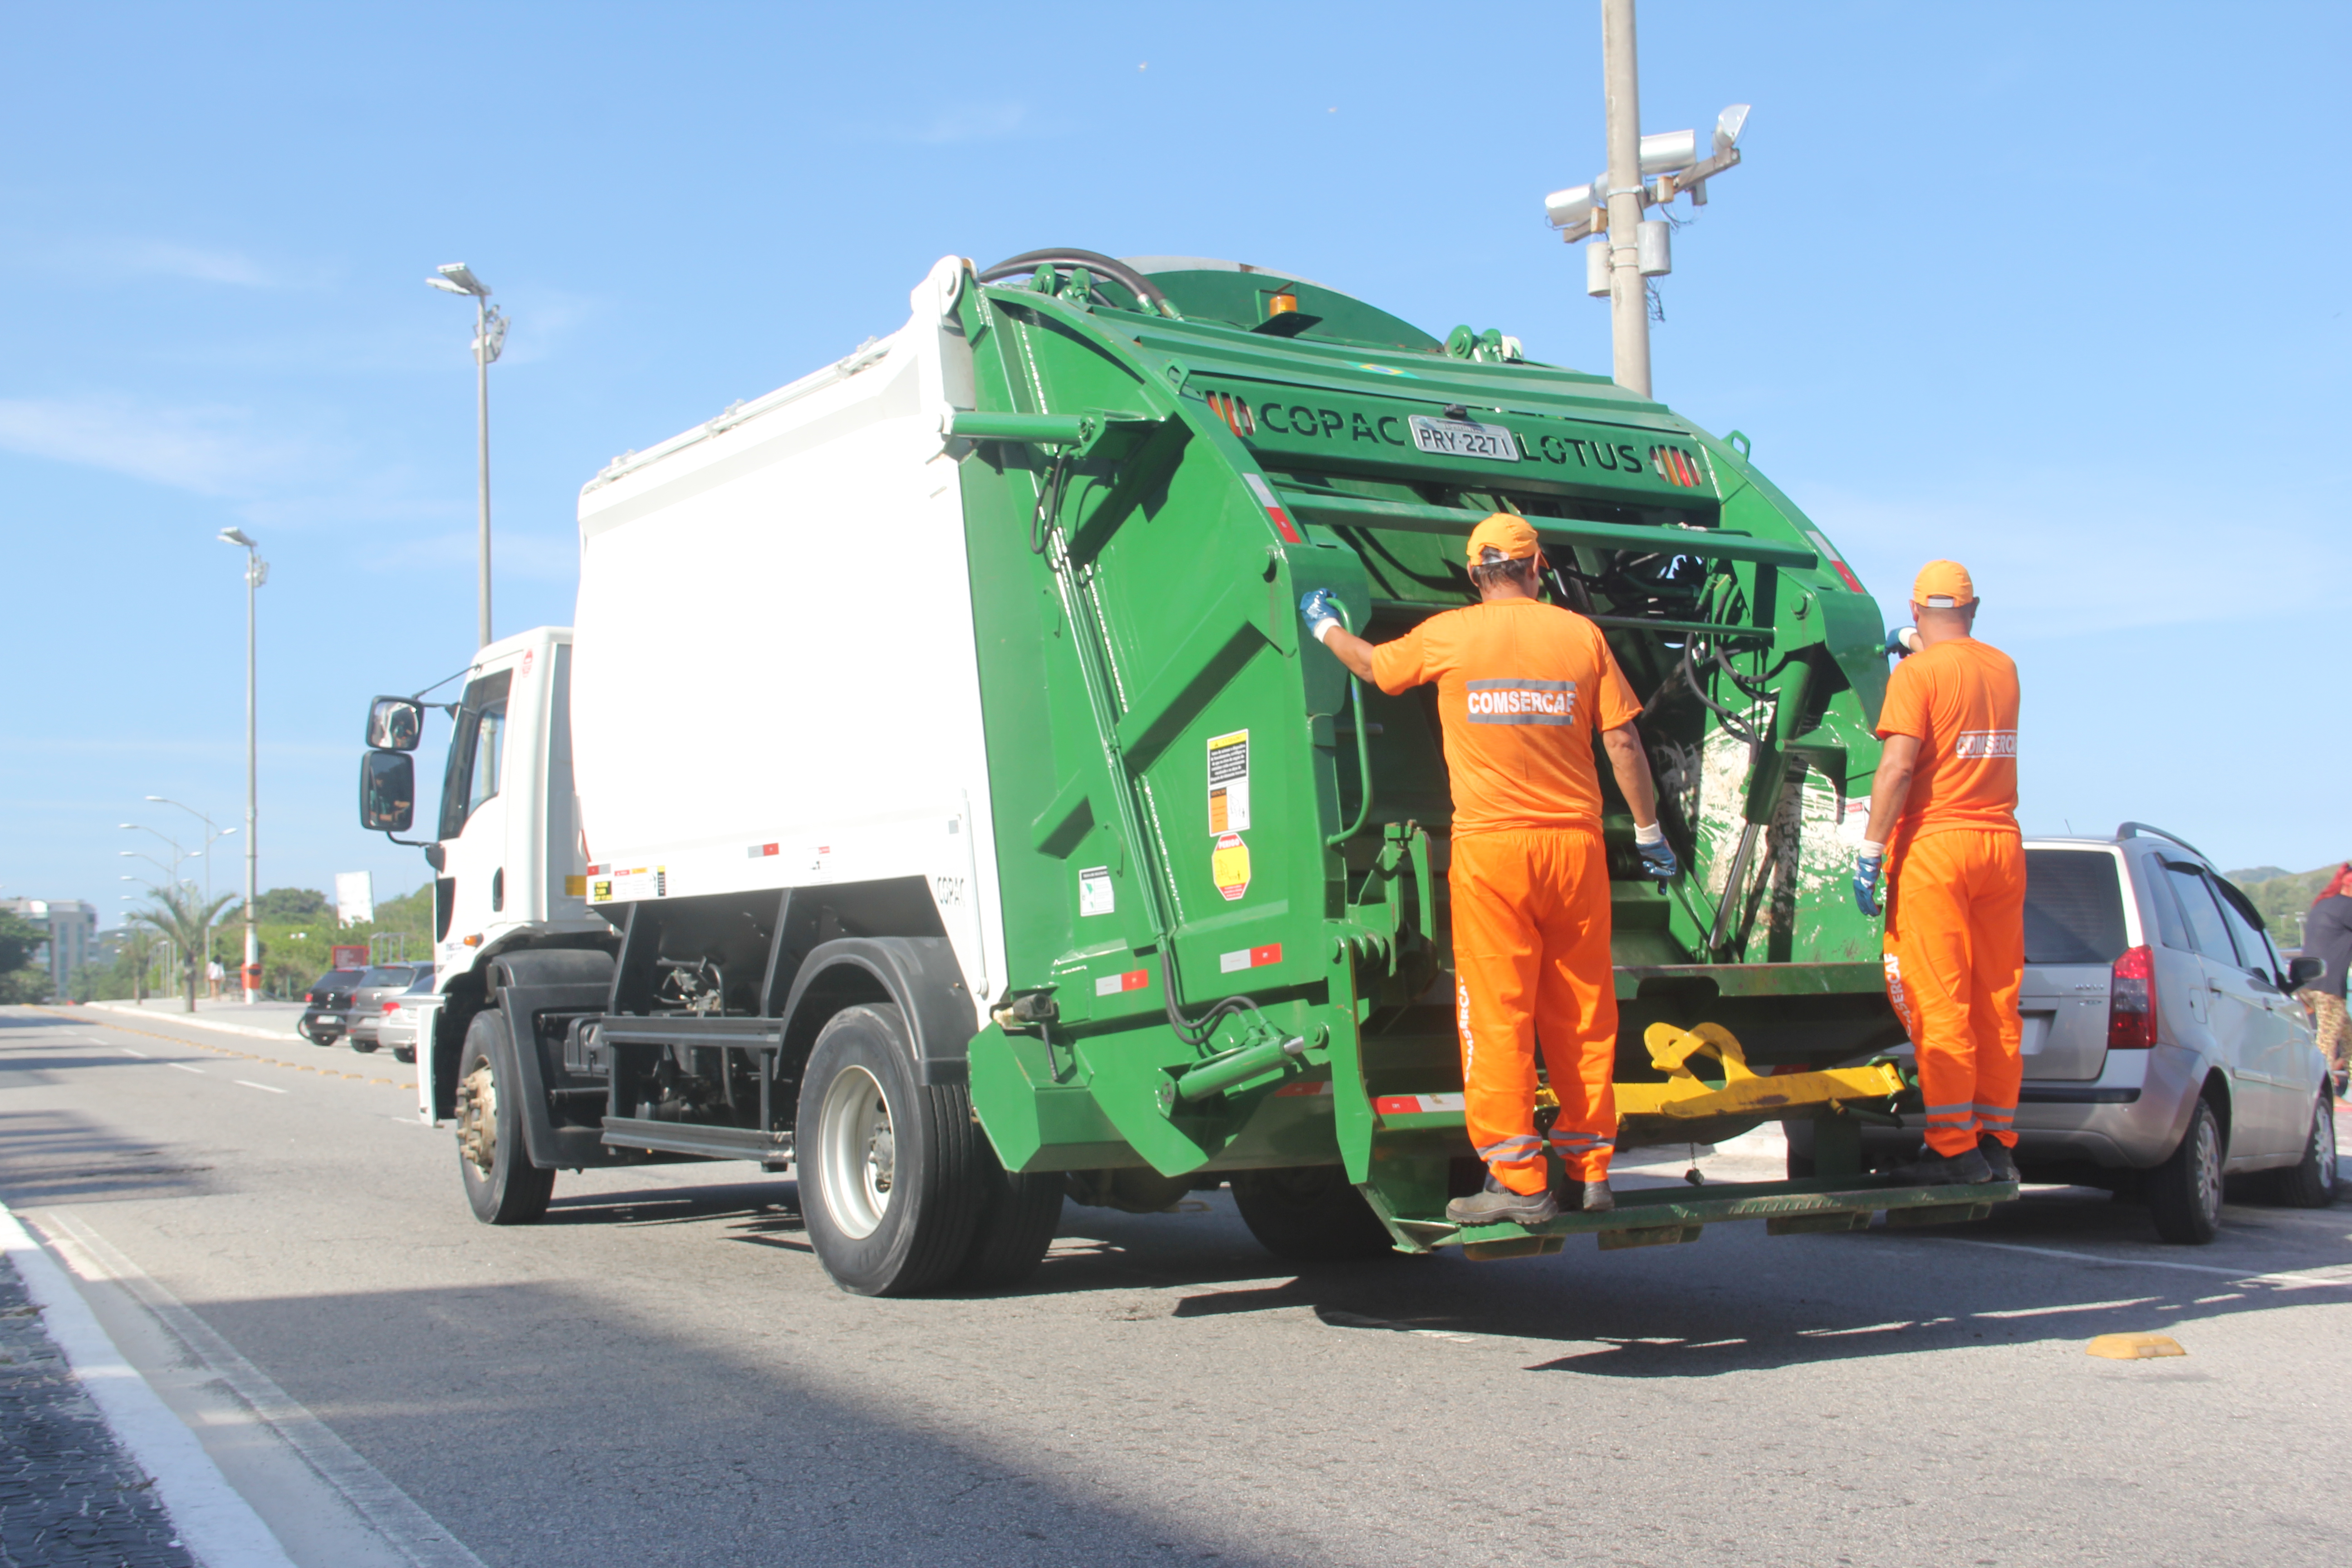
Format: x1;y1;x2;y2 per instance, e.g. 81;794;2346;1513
403;970;436;992
318;969;367;989
2024;850;2128;965
359;967;412;988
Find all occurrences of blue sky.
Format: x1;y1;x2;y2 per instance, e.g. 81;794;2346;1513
4;0;2346;922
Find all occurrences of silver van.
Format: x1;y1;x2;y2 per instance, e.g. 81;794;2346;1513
1793;823;2337;1243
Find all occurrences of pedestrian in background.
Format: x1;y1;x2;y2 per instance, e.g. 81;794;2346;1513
206;956;226;1000
2298;863;2352;1093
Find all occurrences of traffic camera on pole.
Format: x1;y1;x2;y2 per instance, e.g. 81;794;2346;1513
1545;103;1750;301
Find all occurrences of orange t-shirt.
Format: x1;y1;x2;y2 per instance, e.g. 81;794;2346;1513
1874;637;2020;848
1368;599;1641;837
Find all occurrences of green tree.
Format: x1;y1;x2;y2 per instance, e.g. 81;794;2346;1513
251;887;333;922
0;908;46;1003
131;886;241;1013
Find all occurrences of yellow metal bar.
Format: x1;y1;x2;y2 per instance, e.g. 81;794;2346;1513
1607;1021;1904;1121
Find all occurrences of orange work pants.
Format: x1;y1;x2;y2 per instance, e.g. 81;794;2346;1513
1450;828;1617;1194
1882;828;2026;1157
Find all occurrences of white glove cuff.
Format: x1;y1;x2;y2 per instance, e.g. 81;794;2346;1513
1633;821;1665;848
1310;618;1341;644
1859;840;1885;859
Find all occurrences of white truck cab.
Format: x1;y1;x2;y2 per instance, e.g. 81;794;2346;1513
363;625;604;1120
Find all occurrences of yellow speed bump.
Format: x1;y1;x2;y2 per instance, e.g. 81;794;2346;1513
1612;1022;1905;1121
2086;1333;2185;1360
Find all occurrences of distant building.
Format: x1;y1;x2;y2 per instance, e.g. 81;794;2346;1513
5;898;99;996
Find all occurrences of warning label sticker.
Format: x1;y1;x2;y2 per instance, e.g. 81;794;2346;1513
1078;866;1115;917
1211;833;1252;902
1095;967;1151;998
1207;730;1250;835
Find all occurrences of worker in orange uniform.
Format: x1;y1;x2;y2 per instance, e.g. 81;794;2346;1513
1302;514;1676;1226
1854;560;2023;1186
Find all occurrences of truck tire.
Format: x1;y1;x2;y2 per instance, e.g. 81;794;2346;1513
1231;1166;1396;1262
952;1161;1064;1290
2267;1092;2339;1209
2147;1097;2224;1245
455;1009;554;1225
797;1004;985;1296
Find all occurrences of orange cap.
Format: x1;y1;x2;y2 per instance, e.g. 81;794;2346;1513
1465;513;1540;567
1912;559;1976;609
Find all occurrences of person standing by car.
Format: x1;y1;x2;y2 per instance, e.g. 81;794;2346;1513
1853;560;2024;1186
2298;863;2352;1093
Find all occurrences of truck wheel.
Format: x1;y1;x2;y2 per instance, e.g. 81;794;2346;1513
797;1005;985;1296
2147;1097;2224;1245
953;1160;1064;1289
2267;1092;2339;1209
1231;1166;1397;1262
455;1009;554;1225
393;1046;416;1064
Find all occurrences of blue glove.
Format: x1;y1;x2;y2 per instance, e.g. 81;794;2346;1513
1299;588;1342;642
1883;626;1918;658
1638;839;1678;880
1854;851;1884;916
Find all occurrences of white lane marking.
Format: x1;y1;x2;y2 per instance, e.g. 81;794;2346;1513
1320;1308;1482;1345
234;1080;288;1095
167;1062;206;1075
34;1209;488;1568
0;1198;299;1568
117;1046;151;1058
1971;1295;2164;1320
1917;1235;2352;1289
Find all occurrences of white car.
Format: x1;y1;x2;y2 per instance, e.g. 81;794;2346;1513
374;969;436;1063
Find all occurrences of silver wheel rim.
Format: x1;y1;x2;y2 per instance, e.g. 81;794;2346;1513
2193;1112;2223;1224
818;1064;895;1240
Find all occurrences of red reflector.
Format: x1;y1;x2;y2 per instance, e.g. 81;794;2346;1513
1829;560;1864;594
1372;1095;1416;1114
1268;507;1301;544
2107;944;2158;1049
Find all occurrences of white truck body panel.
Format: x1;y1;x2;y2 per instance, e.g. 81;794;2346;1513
568;258;1001;1012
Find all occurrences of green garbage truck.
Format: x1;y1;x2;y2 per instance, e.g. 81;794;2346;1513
356;249;2012;1295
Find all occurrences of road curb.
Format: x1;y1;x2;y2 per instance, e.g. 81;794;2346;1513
75;1001;304;1045
0;1198;299;1568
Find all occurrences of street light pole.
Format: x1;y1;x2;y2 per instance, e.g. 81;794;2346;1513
218;528;266;1004
1601;0;1651;399
428;264;507;650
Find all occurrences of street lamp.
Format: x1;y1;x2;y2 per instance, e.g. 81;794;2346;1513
219;526;265;1004
143;798;232;910
427;262;508;650
1540;0;1750;399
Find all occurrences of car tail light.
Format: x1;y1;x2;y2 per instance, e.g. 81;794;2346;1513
2108;945;2157;1049
306;992;318;1005
383;1000;399;1013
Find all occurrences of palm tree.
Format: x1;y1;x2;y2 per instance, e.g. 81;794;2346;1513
132;885;240;1013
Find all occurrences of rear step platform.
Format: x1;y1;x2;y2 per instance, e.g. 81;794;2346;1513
1383;1175;2018;1259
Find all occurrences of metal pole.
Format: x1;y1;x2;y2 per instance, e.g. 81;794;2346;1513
1602;0;1652;398
243;551;258;1004
476;295;492;650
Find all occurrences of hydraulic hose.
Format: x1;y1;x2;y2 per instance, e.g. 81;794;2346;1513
979;249;1182;319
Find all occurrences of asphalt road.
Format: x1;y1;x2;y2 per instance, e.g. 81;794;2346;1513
4;1004;2347;1568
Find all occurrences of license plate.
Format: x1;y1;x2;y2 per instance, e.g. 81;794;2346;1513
1407;415;1520;462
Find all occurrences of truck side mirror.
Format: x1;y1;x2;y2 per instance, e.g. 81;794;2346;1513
2286;955;2326;992
360;750;416;833
368;696;425;751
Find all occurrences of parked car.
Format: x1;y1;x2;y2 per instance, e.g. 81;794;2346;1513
373;968;436;1064
299;967;368;1044
1793;822;2336;1243
346;964;431;1053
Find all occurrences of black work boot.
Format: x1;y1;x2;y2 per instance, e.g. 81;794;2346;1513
1578;1180;1615;1213
1888;1144;1994;1186
1977;1136;2020;1183
1446;1175;1559;1227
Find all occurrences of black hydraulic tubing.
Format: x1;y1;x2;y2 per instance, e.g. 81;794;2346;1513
979;250;1181;318
1034;468;1254;1049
